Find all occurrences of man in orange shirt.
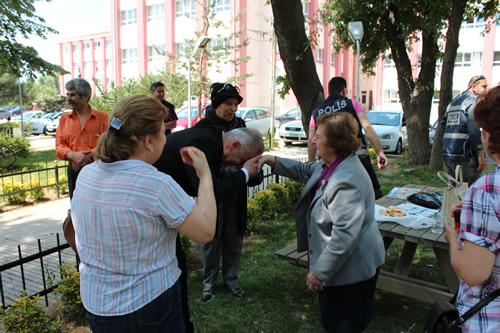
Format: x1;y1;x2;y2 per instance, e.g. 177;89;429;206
56;78;108;199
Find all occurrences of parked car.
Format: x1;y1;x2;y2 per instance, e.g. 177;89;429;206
366;110;407;155
31;111;63;135
10;111;44;125
172;106;206;132
278;119;308;145
274;107;301;129
429;120;438;147
0;109;12;120
45;110;72;136
236;107;271;137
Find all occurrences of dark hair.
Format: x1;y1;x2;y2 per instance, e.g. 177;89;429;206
150;81;165;92
95;95;167;162
473;85;500;155
316;112;361;157
65;78;91;99
328;77;347;95
210;83;243;110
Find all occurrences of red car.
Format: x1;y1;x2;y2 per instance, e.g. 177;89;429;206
173;106;207;132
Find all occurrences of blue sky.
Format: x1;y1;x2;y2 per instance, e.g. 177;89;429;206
23;0;111;65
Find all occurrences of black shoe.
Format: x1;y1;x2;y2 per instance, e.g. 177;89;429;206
230;287;245;297
201;289;213;302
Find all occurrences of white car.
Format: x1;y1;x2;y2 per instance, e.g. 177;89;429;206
31;112;63;135
45;110;72;136
236;107;271;137
11;111;44;125
278;119;308;145
366;110;407;155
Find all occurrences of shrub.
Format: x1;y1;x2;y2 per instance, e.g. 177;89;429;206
283;179;304;203
246;198;262;234
252;189;280;219
3;181;28;204
368;147;377;162
30;181;46;202
0;291;62;333
55;263;85;318
268;182;289;207
0;134;29;169
180;234;192;254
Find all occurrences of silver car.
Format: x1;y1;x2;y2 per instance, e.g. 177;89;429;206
236;107;271;137
279;120;308;145
31;112;63;135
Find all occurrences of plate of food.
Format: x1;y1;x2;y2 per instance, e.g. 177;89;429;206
374;205;433;229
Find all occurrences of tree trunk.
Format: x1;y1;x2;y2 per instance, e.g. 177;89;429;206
429;0;467;171
381;6;438;165
270;0;324;133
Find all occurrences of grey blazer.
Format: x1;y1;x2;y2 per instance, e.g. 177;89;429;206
274;154;385;286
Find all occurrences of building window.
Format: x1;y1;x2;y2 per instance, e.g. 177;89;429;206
106;59;112;67
84;61;90;71
383;57;395;68
94;41;101;49
95;60;101;72
84;43;90;50
208;0;230;12
176;42;189;56
176;0;195;17
148;45;165;62
106;40;111;48
461;16;485;29
121;9;137;25
301;0;309;18
65;47;69;53
493;52;500;66
317;48;323;64
330;53;335;67
361;91;367;104
209;38;230;54
72;44;79;52
383;90;400;104
147;4;164;21
455;52;481;67
106;78;112;87
122;48;138;64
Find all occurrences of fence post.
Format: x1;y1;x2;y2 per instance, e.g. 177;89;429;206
55;161;60;199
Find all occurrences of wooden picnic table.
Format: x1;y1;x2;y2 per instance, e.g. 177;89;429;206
275;184;459;304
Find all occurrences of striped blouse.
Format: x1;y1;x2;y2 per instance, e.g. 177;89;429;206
71;159;195;316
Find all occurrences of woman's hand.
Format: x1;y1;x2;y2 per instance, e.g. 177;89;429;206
257;155;276;170
306;272;324;293
444;218;460;248
180;147;210;179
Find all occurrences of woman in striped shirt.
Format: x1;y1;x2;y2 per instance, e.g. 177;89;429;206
71;95;216;332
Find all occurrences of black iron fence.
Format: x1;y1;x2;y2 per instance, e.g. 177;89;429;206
0;161;70;203
0;164;292;309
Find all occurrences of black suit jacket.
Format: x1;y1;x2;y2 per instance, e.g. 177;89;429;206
153;126;247;201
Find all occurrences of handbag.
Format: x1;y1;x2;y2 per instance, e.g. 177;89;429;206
424;289;500;333
437;166;468;226
407;191;443;209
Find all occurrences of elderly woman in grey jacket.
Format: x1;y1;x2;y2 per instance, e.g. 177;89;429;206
259;112;385;332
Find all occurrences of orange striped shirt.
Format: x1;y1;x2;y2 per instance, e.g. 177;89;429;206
56;107;109;161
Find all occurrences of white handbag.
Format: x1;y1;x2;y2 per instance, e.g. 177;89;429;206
437;166;468;227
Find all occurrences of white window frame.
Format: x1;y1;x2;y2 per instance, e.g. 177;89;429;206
176;0;195;17
121;48;138;64
461;16;485;29
147;4;164;21
121;9;137;25
383;90;400;104
209;38;230;54
317;48;323;64
148;45;165;62
208;0;230;12
455;52;481;67
94;41;101;49
330;52;335;67
493;51;500;66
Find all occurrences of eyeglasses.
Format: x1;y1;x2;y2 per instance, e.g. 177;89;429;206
216;83;240;94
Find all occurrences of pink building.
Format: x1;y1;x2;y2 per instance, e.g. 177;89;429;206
58;32;115;96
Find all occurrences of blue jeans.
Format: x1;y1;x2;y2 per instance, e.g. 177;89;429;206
87;280;185;333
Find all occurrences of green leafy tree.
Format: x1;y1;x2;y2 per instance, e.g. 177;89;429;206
0;0;67;79
0;74;23;107
321;0;498;165
26;75;60;107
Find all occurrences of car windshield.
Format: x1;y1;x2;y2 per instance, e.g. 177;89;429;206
367;112;400;126
288;108;300;117
13;112;37;120
176;108;199;119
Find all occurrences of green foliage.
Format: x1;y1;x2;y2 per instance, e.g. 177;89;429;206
55;263;85;318
180;234;192;255
283;179;305;204
368;147;377;161
30;181;45;201
26;76;61;106
253;189;281;219
0;291;62;333
268;182;290;207
0;0;67;78
275;75;291;99
0;134;30;168
246;198;262;234
3;181;28;204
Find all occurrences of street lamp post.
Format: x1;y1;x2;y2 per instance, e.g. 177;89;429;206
348;21;364;102
187;36;211;128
